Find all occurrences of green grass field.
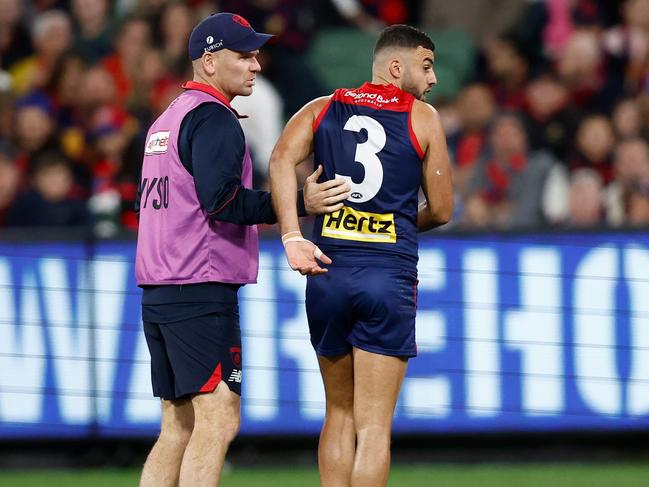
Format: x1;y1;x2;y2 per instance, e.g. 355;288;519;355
1;463;648;487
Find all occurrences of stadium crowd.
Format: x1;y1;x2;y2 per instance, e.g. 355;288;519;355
0;0;648;234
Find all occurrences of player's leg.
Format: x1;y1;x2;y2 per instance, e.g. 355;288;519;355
140;398;194;487
347;268;417;487
152;312;243;486
306;269;356;486
178;380;240;486
140;319;193;486
351;348;407;487
317;352;355;487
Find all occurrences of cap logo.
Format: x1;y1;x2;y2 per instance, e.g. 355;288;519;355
206;36;214;44
232;15;250;28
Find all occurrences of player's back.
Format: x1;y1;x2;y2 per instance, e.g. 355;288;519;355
312;82;423;269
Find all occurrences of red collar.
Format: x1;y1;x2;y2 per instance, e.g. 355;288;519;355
181;81;247;119
360;81;402;95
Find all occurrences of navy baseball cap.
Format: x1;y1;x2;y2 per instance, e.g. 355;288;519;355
188;12;273;60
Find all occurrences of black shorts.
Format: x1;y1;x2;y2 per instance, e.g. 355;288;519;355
143;312;242;399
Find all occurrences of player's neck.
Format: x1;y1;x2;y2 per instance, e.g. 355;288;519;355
193;73;233;101
371;73;401;90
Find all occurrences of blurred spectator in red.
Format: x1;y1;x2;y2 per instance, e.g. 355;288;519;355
569;114;615;183
100;15;151;106
0;0;33;71
71;0;114;65
543;0;605;59
450;83;495;197
566;167;605;227
129;47;167;117
45;50;87;160
9;9;73;95
14;93;61;173
29;0;71;13
119;0;182;22
0;141;20;226
522;71;580;162
325;0;385;32
611;97;645;141
604;138;649;226
602;0;649;98
158;1;194;76
420;0;525;44
353;0;409;26
77;64;118;115
482;34;529;110
625;182;649;225
148;77;184;119
86;104;139;234
462;113;558;228
5;150;90;227
220;0;326;117
556;29;607;110
0;90;14;141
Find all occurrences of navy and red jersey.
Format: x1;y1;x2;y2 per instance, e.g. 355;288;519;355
311;82;423;270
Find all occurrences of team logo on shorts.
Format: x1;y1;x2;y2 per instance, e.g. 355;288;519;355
230;347;242;368
322;206;396;243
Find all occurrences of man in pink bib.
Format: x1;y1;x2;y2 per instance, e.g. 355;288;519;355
136;12;349;486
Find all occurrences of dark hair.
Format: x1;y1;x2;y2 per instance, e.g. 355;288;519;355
31;150;71;175
373;25;435;59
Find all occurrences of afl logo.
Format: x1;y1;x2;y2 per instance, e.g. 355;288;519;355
232;15;250;27
206;35;214;44
351;192;363;199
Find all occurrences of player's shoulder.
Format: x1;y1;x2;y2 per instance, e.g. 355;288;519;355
411;99;439;123
305;95;333;116
409;100;443;152
190;101;240;126
184;102;244;141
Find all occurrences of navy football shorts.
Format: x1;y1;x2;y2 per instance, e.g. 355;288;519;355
305;266;418;358
143;312;242;399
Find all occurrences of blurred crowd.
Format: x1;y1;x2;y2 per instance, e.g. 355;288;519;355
0;0;648;235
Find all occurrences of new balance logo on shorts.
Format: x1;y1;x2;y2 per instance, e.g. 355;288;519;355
228;369;242;383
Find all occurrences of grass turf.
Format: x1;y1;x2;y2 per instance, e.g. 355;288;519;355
0;463;647;486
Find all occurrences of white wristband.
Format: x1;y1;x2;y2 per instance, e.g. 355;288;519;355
282;236;307;246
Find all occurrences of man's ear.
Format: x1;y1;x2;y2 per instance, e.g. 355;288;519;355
202;52;217;75
388;58;402;79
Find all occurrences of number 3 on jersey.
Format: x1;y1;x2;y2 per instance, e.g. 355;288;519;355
336;115;386;203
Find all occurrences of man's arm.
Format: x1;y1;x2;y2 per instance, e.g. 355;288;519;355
269;96;346;275
181;102;347;226
411;100;454;231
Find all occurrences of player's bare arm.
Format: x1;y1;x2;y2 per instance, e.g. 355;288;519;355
269;96;348;275
411;99;453;231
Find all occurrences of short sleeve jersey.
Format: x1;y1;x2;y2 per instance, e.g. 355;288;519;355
311;82;424;269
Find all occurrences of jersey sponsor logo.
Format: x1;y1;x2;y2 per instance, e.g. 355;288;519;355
322;206;396;243
144;130;170;154
228;369;242;383
343;90;400;105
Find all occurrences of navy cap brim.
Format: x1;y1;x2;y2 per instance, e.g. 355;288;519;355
227;32;274;52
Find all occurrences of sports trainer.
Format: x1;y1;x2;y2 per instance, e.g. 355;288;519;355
269;25;453;486
135;12;349;487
